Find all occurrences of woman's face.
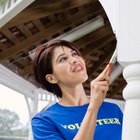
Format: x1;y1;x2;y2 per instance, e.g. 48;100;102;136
50;46;88;87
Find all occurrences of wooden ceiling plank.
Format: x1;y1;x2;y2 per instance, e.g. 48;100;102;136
33;19;46;31
21;25;114;74
74;23;113;50
87;45;115;77
20;24;115;76
22;34;115;76
1;4;102;42
30;0;96;8
0;20;75;60
83;34;116;57
0;8;106;61
3;0;97;29
83;44;116;93
22;64;33;76
29;0;97;16
0;31;47;61
0;43;6;51
107;77;125;100
0;28;19;45
17;24;33;38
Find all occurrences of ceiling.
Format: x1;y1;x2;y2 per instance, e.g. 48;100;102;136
0;0;126;100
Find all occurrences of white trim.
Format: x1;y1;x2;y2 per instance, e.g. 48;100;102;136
56;15;104;42
0;64;36;98
0;0;35;27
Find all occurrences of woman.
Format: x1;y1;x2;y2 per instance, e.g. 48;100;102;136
32;40;123;140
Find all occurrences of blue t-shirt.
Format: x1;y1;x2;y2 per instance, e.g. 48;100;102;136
32;101;123;140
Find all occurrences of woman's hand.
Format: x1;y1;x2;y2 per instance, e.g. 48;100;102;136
89;64;112;110
74;64;112;140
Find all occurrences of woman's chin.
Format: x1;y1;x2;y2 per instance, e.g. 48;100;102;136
80;75;88;83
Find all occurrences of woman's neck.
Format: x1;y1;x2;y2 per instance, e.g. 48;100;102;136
59;84;89;106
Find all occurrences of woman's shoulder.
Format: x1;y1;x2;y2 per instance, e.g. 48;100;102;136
102;101;122;111
101;101;123;117
32;103;58;120
31;103;61;131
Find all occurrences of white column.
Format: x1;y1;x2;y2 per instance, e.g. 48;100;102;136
122;64;140;140
99;0;119;35
0;64;38;140
117;1;140;140
26;89;39;140
99;0;140;140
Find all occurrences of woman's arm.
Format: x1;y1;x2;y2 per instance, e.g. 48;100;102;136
74;64;111;140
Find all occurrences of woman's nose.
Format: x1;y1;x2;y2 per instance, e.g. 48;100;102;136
69;56;78;64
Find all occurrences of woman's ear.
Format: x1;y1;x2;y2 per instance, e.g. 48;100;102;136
45;74;57;84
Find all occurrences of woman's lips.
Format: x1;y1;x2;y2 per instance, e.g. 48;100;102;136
72;64;84;72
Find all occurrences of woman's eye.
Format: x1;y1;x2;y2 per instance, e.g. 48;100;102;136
59;57;67;62
72;51;78;56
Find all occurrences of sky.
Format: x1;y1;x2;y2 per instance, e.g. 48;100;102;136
0;84;50;126
0;84;29;125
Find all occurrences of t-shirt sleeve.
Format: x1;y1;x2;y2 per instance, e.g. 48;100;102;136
32;116;64;140
113;103;123;123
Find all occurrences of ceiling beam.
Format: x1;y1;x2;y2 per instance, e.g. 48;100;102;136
3;0;97;28
0;16;104;61
22;32;115;76
87;45;115;79
75;24;114;54
107;76;126;99
21;22;115;76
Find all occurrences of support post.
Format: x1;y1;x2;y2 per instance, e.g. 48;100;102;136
25;89;39;140
99;1;140;140
122;64;140;139
117;1;140;140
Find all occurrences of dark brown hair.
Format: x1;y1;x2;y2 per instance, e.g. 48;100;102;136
33;39;81;98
